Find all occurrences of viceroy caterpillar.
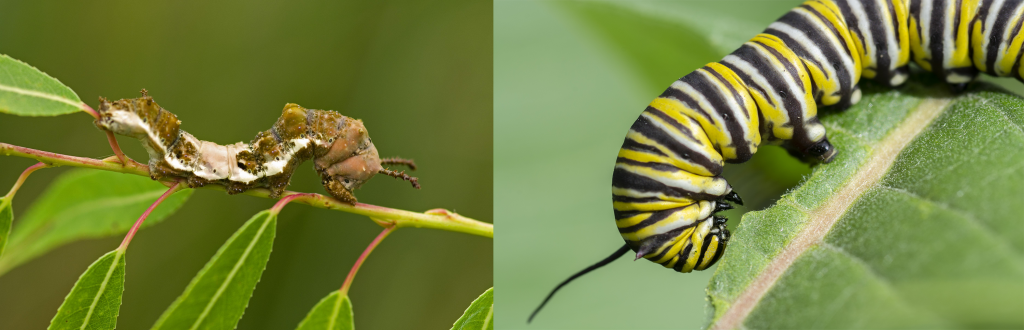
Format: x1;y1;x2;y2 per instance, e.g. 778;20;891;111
531;0;1024;322
93;90;419;203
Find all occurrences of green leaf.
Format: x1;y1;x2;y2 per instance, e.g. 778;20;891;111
295;291;354;330
451;287;493;330
151;210;277;330
0;197;12;258
0;54;83;116
706;79;1024;329
48;249;126;330
0;169;192;276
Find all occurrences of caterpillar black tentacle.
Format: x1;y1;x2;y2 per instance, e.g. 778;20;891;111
94;90;417;204
527;244;632;324
532;0;1024;322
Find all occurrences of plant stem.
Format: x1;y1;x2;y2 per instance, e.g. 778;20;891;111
80;103;130;166
118;182;183;250
269;193;318;214
0;142;492;238
340;224;395;296
4;162;48;200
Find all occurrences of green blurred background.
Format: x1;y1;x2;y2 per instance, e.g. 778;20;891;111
494;0;1024;329
0;1;491;329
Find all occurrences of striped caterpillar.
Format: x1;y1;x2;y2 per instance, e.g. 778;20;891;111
93;90;419;203
532;0;1024;321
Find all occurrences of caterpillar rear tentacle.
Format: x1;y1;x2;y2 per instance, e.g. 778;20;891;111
93;90;417;204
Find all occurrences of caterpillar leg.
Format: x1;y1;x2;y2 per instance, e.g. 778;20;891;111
320;173;358;204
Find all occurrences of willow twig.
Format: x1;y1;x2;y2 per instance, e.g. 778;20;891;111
0;142;492;238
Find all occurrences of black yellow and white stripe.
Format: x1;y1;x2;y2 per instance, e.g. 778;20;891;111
613;0;1024;274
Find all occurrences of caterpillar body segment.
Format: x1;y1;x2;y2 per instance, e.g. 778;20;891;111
93;91;419;203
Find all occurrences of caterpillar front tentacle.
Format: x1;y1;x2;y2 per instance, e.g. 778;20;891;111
93;91;415;203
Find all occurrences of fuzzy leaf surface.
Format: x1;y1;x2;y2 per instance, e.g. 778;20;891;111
706;80;1024;329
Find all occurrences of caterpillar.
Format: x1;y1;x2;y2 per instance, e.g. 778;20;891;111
530;0;1024;322
93;90;420;203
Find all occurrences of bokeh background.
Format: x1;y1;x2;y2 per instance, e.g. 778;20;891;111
494;0;1024;329
0;1;491;329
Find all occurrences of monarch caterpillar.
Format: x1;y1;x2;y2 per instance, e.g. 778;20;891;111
530;0;1024;322
93;90;419;203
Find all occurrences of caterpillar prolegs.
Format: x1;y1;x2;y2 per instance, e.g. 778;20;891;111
531;0;1024;322
94;90;419;203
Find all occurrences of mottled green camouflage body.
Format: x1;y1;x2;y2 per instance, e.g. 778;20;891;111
93;91;384;203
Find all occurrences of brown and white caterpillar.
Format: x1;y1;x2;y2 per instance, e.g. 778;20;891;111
93;90;419;203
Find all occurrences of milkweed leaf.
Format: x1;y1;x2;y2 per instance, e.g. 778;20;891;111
47;249;126;330
451;287;493;330
295;291;354;330
151;210;277;330
706;78;1024;330
0;169;192;276
0;54;83;116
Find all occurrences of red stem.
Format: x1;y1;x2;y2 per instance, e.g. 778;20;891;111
80;102;99;119
105;131;129;166
4;162;48;199
118;182;182;250
270;193;319;215
82;103;130;166
340;224;396;296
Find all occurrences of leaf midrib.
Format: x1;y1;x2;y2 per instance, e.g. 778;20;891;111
711;97;953;330
188;213;273;330
79;249;124;330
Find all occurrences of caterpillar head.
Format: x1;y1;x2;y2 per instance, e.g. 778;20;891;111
314;117;383;202
630;215;730;273
782;136;837;164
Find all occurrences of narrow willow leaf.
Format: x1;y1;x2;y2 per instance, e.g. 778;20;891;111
451;287;493;330
0;197;12;258
0;169;192;275
151;210;277;330
295;291;353;330
48;249;126;330
706;80;1024;329
0;54;83;116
